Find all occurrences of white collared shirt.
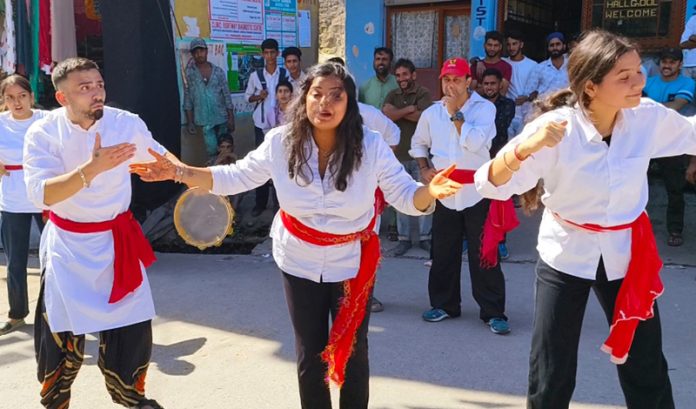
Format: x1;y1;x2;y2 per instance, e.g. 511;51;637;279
288;70;307;95
23;106;168;334
525;56;569;99
409;91;495;210
681;16;696;68
358;102;400;147
0;110;47;213
474;99;696;281
245;66;282;128
210;125;433;283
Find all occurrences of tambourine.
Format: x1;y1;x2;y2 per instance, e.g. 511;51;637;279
173;187;235;250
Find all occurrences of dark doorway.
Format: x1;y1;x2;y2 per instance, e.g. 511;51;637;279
502;0;583;61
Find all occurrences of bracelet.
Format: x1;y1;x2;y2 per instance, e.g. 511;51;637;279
77;166;89;188
514;144;529;162
174;165;184;184
502;152;518;173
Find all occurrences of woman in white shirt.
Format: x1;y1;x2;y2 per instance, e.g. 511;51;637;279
131;62;462;408
0;75;47;335
475;30;686;408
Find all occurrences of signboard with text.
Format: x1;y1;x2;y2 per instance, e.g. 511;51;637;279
595;0;670;37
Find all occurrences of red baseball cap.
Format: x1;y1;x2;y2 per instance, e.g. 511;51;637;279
439;57;471;78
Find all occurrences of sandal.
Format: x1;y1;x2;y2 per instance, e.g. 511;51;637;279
0;319;26;335
667;232;684;247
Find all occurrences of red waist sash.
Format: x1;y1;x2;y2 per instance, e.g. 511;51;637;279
279;202;381;388
5;165;23;171
49;210;157;304
446;169;519;268
555;211;663;364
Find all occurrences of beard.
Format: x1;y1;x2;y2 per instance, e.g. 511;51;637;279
549;50;564;58
483;91;499;100
86;108;104;120
375;65;389;76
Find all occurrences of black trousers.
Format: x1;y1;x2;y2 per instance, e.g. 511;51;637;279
1;211;44;319
656;155;686;234
254;126;271;211
429;200;507;321
34;279;153;408
282;272;370;409
528;259;674;409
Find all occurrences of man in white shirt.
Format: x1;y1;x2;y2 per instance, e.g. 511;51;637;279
245;38;287;217
23;58;166;409
282;46;307;94
525;32;569;103
680;13;696;80
411;58;510;335
503;29;538;137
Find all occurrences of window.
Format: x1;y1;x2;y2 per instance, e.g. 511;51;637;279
387;4;471;98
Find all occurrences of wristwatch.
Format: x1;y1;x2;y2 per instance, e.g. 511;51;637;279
450;111;464;122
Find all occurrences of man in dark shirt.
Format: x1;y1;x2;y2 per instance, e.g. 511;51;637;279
480;68;515;157
383;58;433;256
471;31;512;96
480;67;515;259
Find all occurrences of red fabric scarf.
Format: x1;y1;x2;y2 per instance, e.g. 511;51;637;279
49;210;156;303
555;211;663;364
5;165;23;171
446;169;519;268
279;193;384;388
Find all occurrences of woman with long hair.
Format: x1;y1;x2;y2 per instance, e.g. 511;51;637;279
130;62;462;408
0;74;47;335
475;30;684;408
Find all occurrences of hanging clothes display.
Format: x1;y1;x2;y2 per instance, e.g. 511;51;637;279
15;0;32;75
0;0;16;74
38;0;52;74
50;0;77;63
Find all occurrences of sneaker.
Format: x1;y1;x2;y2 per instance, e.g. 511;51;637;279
462;240;468;255
423;259;433;267
392;240;412;256
422;308;450;322
498;243;509;260
370;297;384;313
419;240;431;252
488;318;511;335
0;318;26;335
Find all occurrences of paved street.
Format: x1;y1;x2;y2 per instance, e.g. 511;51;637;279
1;184;696;408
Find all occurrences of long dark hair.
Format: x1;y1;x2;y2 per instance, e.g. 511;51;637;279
521;30;638;213
284;62;364;191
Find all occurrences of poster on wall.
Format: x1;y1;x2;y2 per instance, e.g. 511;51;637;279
209;0;265;44
265;0;297;48
175;38;258;117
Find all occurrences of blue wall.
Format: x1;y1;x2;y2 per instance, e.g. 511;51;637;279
469;0;498;58
345;0;385;86
344;0;499;86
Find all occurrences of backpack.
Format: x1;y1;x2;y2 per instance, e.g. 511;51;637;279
255;67;288;124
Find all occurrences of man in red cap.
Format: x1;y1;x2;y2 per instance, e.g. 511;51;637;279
410;57;510;334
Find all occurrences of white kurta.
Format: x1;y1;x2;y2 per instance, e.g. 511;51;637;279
210;125;433;283
0;110;47;213
23;106;167;335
